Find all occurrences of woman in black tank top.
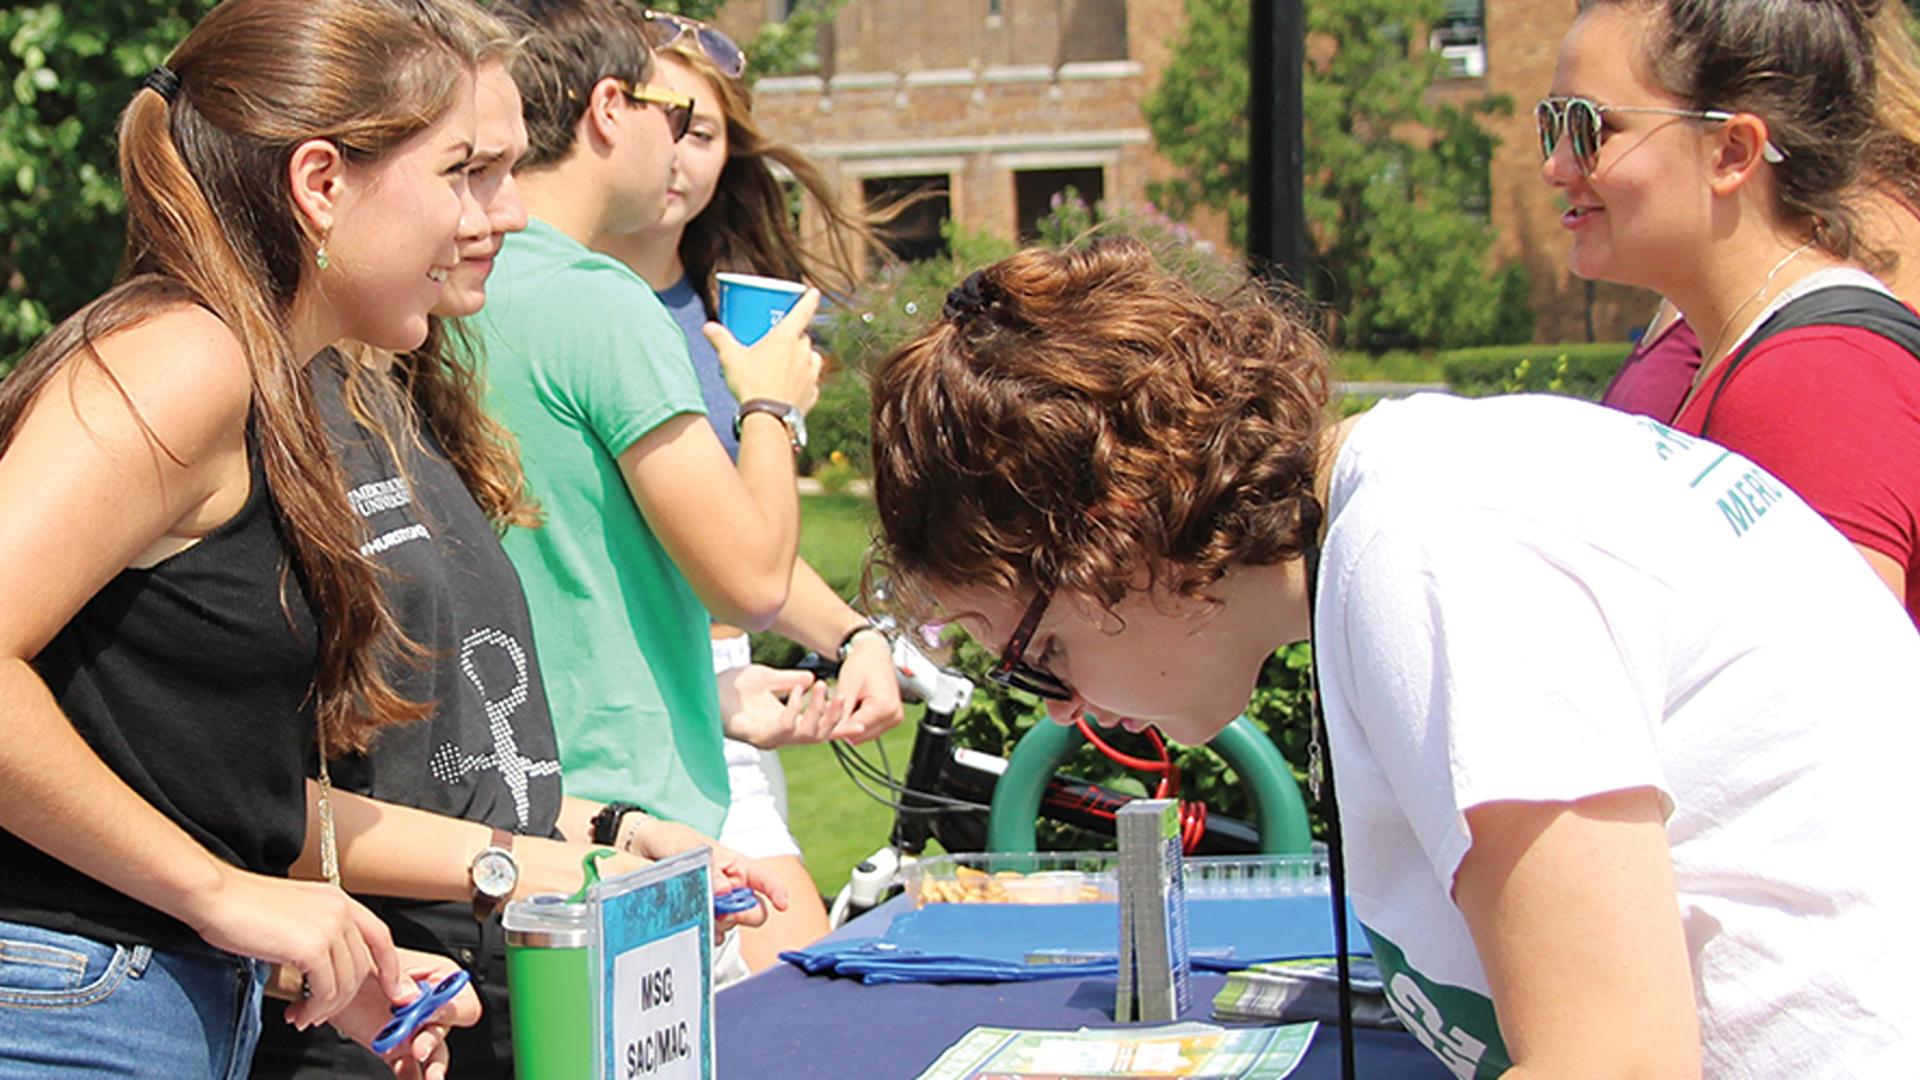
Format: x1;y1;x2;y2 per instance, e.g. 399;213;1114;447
0;0;498;1073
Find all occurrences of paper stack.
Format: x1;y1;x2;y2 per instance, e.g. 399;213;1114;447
1114;798;1191;1022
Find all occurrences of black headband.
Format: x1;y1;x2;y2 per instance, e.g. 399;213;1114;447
141;65;180;104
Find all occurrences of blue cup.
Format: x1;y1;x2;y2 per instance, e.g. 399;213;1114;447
716;272;808;347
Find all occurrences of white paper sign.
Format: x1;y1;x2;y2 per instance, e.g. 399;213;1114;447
591;847;714;1079
611;926;703;1079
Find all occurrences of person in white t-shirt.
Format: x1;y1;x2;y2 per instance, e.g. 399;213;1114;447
865;238;1919;1078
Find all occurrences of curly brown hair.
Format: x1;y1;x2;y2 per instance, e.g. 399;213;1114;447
869;238;1331;620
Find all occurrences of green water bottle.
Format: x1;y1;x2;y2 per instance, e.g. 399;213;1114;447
504;894;596;1078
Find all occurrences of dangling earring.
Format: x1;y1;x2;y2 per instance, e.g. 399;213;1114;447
315;240;330;271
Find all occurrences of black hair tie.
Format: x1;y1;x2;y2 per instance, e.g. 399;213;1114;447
942;269;990;322
141;66;181;104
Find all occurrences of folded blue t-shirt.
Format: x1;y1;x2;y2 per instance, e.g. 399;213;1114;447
786;896;1369;985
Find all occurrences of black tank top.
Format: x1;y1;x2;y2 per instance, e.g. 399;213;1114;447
0;434;318;948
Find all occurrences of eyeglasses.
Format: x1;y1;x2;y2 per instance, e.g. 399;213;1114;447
644;9;747;80
618;81;695;142
1535;95;1787;176
986;590;1074;702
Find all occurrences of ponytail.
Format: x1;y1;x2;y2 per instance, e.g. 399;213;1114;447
1;0;472;755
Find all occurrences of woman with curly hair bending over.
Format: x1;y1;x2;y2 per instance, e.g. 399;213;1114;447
868;238;1917;1077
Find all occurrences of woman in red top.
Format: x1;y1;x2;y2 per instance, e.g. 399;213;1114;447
1545;0;1920;623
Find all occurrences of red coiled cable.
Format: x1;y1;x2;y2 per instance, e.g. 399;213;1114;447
1074;716;1209;853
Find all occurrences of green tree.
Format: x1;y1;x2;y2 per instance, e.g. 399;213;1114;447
1;1;212;373
0;0;839;372
1143;0;1533;349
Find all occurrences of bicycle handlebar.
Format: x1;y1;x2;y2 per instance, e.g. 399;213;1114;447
888;635;975;714
795;632;977;715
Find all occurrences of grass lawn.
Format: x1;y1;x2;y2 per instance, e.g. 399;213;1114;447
777;491;920;899
792;491;877;598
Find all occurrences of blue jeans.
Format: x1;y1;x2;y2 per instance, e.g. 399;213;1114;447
0;918;266;1078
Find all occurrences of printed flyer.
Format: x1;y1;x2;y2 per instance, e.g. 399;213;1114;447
915;1021;1317;1080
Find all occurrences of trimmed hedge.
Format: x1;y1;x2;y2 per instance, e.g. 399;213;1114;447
1333;350;1445;384
1439;341;1632;401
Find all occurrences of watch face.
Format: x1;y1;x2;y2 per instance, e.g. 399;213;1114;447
789;411;808;450
472;848;518;898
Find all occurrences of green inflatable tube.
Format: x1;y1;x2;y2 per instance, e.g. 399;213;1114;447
984;715;1313;854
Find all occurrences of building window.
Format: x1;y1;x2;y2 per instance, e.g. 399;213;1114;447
1015;167;1105;242
1058;0;1129;63
1431;0;1486;79
864;175;951;262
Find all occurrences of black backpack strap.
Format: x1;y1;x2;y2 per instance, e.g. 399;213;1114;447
1701;286;1920;438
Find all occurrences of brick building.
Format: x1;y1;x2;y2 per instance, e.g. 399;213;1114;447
714;0;1650;345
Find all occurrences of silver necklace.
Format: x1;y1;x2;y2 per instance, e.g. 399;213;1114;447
1684;239;1817;408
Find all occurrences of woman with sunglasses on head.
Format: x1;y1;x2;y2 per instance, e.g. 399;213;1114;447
1544;0;1920;626
595;9;908;970
0;0;517;1072
868;237;1917;1077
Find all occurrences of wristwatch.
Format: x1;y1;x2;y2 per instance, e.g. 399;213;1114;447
733;397;808;454
590;800;646;847
469;827;518;922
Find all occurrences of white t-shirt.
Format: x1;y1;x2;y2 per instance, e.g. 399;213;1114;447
1315;393;1918;1078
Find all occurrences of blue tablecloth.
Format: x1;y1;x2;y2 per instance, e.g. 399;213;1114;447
716;896;1451;1080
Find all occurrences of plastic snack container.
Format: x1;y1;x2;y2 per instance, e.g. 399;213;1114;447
903;851;1331;907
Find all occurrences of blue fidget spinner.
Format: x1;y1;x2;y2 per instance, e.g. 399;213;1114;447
713;886;761;916
371;969;471;1055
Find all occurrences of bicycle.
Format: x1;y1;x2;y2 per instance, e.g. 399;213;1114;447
815;634;1315;927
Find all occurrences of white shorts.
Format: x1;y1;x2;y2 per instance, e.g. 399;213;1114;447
719;738;799;860
712;635;800;861
714;926;752;989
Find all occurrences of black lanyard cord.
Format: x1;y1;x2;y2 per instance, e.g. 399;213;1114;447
1302;538;1356;1080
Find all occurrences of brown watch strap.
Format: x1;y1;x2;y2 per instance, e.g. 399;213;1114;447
471;826;515;922
736;398;802;453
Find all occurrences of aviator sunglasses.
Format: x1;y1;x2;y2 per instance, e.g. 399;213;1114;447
618;81;695;141
1535;95;1786;176
644;9;748;79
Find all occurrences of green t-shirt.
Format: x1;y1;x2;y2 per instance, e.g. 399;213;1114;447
472;218;728;835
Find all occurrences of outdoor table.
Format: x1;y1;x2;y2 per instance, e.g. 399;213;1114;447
713;895;1452;1079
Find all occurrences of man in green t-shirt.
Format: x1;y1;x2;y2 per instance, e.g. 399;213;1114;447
474;0;825;836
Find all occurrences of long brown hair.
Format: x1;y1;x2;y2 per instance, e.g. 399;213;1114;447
655;37;898;309
341;318;541;531
869;239;1330;619
346;1;538;531
1864;4;1920;211
0;0;475;755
